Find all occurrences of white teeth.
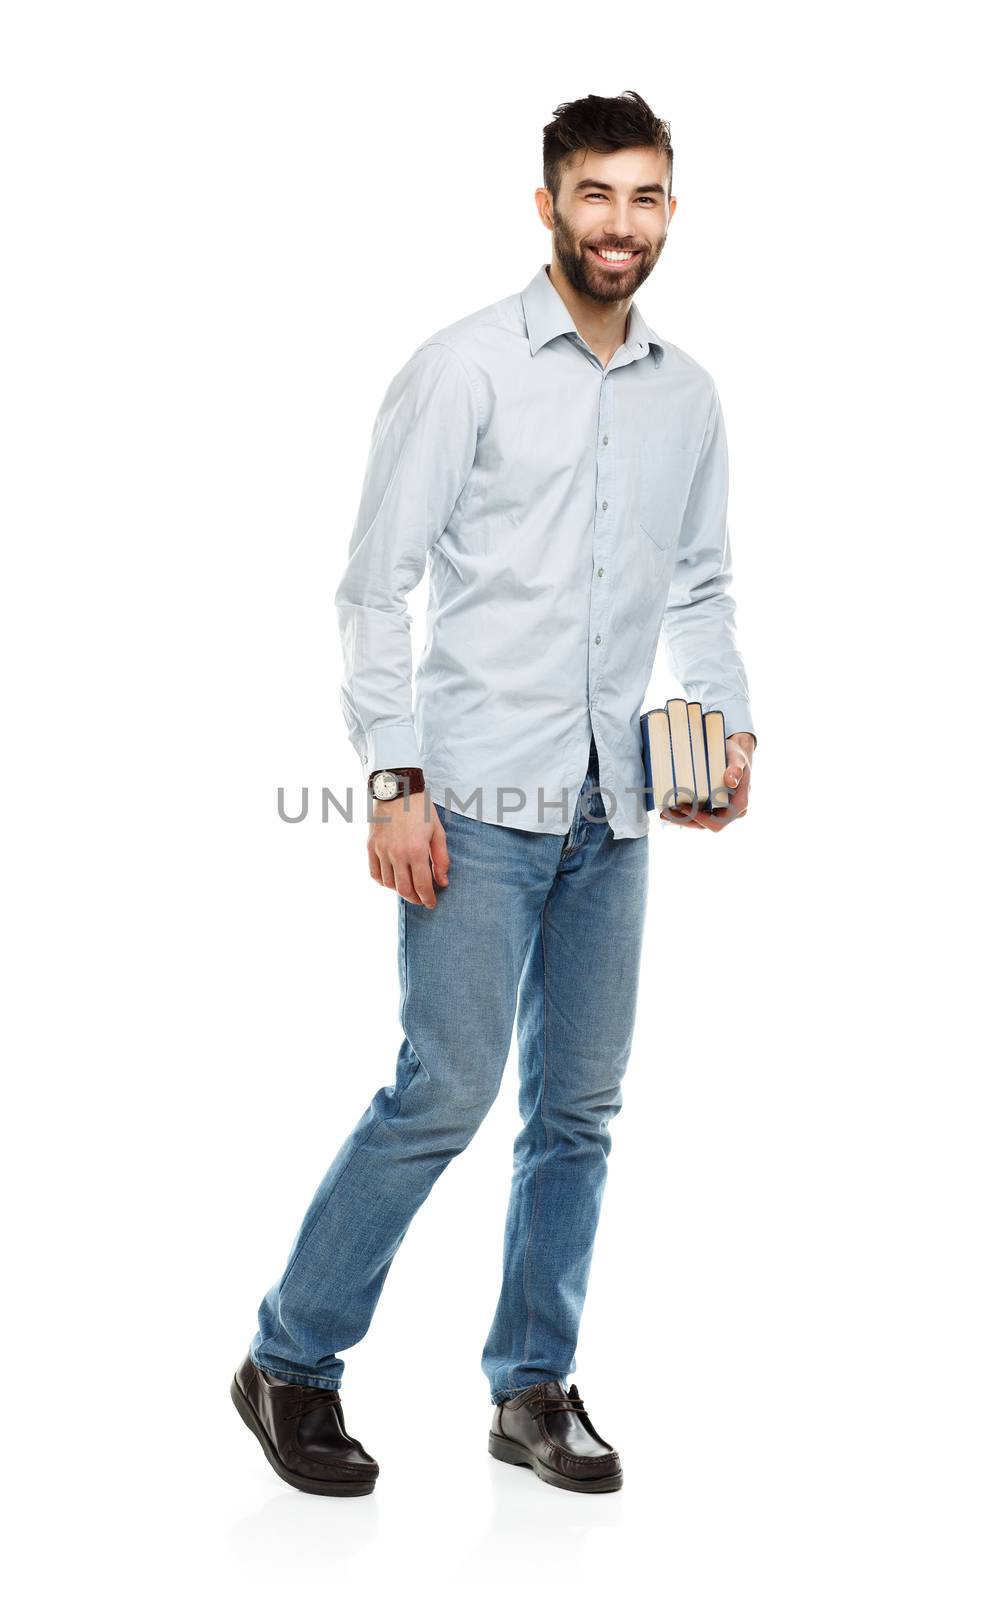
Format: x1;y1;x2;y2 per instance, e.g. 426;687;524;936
596;248;635;262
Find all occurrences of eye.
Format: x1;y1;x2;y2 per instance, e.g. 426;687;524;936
585;192;658;204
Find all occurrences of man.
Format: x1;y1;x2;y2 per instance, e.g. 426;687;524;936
231;89;757;1497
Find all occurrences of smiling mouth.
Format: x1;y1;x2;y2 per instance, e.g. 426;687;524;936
588;245;642;270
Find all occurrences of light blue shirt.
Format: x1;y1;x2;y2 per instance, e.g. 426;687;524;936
335;261;757;839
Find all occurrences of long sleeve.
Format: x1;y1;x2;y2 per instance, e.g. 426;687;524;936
335;340;480;775
660;383;757;748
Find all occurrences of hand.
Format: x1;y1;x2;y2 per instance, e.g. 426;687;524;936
367;790;450;907
660;730;755;832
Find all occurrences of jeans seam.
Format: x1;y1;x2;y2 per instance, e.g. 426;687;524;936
512;900;551;1393
399;890;410;1038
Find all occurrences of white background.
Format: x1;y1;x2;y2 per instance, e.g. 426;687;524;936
3;2;1005;1595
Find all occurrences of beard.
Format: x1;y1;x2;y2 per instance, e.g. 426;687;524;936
551;206;664;302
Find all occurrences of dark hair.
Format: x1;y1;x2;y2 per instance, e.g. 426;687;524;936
542;90;673;203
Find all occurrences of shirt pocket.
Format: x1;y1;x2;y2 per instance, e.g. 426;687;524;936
636;444;700;551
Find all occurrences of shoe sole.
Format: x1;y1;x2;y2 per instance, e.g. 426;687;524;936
231;1374;377;1496
488;1431;623;1492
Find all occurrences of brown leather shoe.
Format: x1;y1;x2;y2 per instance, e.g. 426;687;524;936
231;1353;379;1496
488;1380;623;1492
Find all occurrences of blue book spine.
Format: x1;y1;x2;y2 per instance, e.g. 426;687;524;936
697;706;713;811
640;713;655;812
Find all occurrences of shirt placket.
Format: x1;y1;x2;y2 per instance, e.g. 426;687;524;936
589;364;614;715
568;331;643;819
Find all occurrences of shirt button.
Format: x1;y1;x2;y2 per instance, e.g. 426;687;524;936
603;434;609;445
602;500;608;511
595;634;602;644
597;566;604;577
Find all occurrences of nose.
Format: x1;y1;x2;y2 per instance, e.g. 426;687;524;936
603;213;637;244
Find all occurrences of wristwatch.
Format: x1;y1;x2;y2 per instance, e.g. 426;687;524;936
367;767;426;802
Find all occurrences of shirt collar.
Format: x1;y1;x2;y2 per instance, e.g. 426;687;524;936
520;261;665;367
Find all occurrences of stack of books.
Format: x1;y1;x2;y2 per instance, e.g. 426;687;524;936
640;697;730;815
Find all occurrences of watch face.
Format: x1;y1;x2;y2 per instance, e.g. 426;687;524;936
372;770;399;801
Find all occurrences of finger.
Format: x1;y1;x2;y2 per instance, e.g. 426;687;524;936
685;791;746;829
410;851;437;910
429;823;450;886
391;857;422;905
722;772;749;808
661;808;703;828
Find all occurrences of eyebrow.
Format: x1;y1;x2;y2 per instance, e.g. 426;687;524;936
571;178;667;195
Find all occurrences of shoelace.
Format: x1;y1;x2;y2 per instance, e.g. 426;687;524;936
283;1387;343;1422
532;1383;588;1419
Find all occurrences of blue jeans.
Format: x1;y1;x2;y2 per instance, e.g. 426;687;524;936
249;737;649;1403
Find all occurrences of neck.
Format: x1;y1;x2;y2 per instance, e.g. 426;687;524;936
546;259;631;365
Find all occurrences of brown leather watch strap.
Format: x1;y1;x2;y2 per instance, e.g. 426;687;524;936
367;766;426;798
